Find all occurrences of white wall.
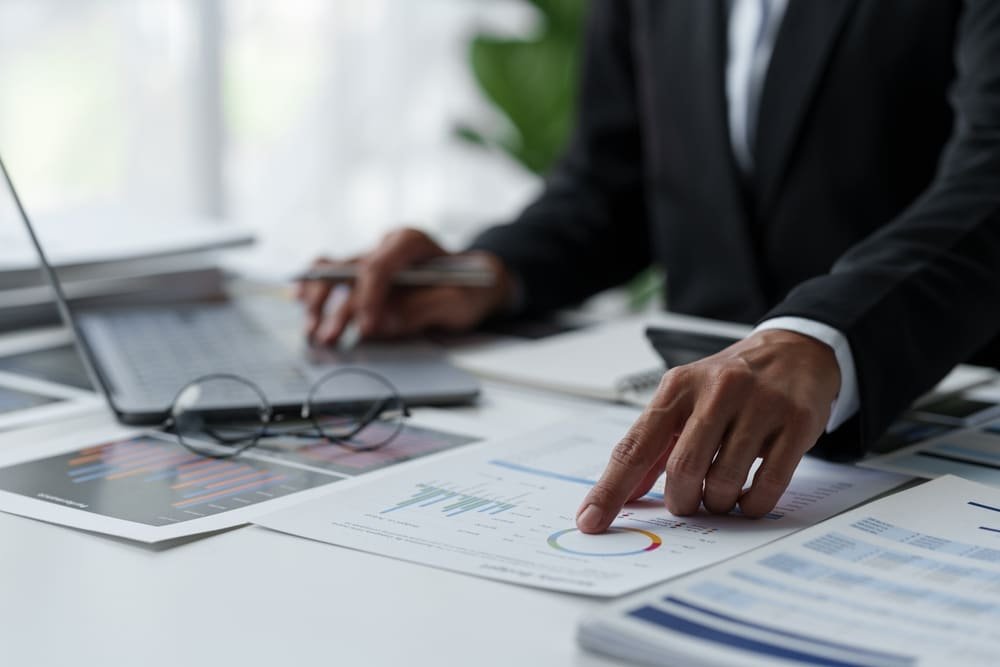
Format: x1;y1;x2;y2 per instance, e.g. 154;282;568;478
0;0;543;276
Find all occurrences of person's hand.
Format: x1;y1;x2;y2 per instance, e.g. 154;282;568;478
297;228;515;344
575;329;841;532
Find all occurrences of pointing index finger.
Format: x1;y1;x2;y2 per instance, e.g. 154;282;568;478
576;399;690;534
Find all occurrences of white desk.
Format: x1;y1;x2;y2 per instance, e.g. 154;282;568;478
0;383;623;667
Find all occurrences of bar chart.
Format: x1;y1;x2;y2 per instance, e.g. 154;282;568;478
381;482;523;517
0;434;341;526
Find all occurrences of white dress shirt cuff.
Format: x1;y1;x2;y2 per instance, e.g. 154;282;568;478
753;316;860;433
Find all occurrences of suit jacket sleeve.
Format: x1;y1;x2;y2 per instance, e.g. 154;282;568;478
467;0;651;316
765;0;1000;457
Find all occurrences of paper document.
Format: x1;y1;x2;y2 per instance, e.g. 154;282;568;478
862;417;1000;487
0;370;100;432
580;475;1000;666
0;209;253;275
0;414;479;543
256;408;907;596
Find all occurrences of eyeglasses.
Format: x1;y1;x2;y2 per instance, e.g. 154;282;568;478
161;367;410;459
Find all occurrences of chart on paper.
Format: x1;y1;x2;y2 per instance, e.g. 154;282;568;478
862;419;1000;487
0;434;341;526
257;422;478;476
580;476;1000;667
258;408;909;596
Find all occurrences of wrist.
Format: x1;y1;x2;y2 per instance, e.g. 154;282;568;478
745;329;841;403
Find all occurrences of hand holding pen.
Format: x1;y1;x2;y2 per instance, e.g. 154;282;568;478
296;228;515;345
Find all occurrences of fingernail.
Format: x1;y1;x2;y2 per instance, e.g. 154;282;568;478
576;504;606;533
339;321;362;351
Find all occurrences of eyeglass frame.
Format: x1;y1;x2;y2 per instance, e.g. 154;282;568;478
160;366;412;459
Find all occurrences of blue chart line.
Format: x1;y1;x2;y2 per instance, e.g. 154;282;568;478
489;459;665;501
489;460;786;520
381;483;519;517
968;500;1000;514
967;501;1000;535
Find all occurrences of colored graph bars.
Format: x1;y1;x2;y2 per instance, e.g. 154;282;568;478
0;432;341;527
68;438;200;483
168;461;288;510
381;483;519;517
68;437;292;511
288;423;476;474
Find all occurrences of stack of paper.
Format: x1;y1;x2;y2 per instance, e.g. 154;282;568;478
579;475;1000;666
0;209;254;330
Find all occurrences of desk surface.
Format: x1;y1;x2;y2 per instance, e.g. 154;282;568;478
0;382;623;667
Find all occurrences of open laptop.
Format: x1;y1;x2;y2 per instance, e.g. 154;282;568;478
0;154;480;425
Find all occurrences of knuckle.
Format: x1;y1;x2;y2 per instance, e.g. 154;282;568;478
664;492;702;517
702;487;739;514
659;366;691;392
739;493;781;519
610;432;651;470
665;452;704;482
702;476;742;511
383;228;407;244
753;469;792;494
391;227;429;249
705;461;747;487
709;363;752;393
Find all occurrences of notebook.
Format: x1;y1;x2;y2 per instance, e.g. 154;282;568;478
450;312;752;405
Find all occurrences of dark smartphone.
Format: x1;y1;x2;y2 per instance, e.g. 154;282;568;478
907;395;1000;426
644;326;740;369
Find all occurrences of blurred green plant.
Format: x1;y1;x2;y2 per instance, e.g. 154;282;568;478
456;0;586;175
459;0;663;310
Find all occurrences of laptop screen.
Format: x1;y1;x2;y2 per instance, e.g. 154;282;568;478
0;154;118;412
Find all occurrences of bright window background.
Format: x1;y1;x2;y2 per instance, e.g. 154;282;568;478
0;0;542;277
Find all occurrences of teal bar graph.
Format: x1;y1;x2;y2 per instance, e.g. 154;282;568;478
381;483;517;517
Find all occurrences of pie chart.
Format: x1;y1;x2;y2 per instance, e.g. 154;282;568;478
547;527;662;557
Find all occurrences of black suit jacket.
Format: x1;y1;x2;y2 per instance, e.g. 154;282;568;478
470;0;1000;458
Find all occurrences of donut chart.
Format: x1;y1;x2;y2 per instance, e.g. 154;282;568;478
547;527;662;557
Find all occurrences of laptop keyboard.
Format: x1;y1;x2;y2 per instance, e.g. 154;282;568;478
85;304;310;400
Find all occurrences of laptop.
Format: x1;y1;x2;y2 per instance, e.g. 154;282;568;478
0;154;480;425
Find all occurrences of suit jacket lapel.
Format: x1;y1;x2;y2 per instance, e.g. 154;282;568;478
754;0;858;211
